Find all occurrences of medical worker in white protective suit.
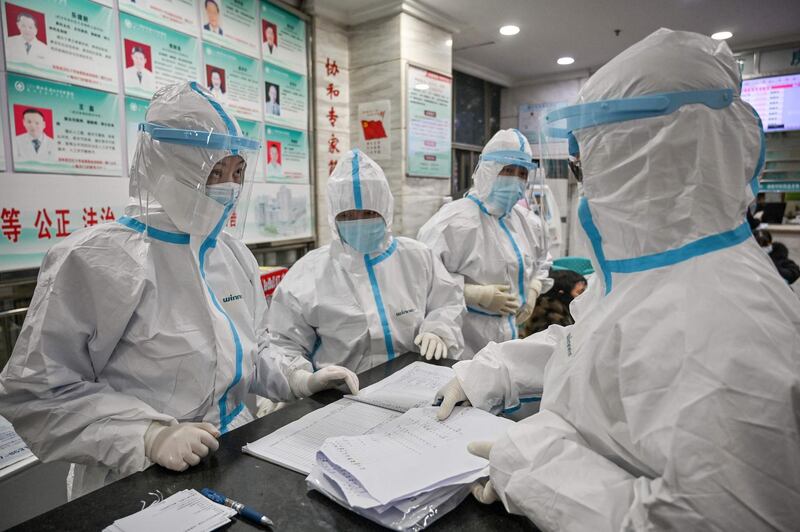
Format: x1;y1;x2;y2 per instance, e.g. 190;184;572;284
436;29;800;531
0;82;357;499
267;149;464;373
418;129;552;357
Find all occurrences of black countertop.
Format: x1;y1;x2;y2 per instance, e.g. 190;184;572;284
11;354;538;531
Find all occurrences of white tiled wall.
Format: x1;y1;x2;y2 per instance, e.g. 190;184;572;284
314;12;452;239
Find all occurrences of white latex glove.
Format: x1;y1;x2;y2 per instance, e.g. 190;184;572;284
434;378;469;420
464;284;520;315
414;332;448;360
467;440;498;504
288;366;359;398
144;421;220;472
515;278;543;325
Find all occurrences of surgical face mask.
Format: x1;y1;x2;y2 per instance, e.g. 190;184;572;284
762;245;773;254
336;218;386;254
206;182;241;206
487;177;525;214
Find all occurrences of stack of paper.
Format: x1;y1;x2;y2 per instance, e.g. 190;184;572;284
306;406;515;530
103;489;236;532
0;415;34;472
243;362;455;474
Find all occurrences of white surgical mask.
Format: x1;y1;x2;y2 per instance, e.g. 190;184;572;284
206;182;241;206
762;245;773;255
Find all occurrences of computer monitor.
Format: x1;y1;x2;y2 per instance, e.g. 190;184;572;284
741;74;800;132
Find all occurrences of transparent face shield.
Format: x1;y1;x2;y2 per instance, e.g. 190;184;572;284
542;88;736;182
134;122;261;239
525;173;551;255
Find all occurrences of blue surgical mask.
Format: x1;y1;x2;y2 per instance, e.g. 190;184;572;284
487;178;525;214
206;182;241;206
336;218;386;254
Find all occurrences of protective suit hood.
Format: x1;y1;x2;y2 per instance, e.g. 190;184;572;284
471;129;534;215
327;149;394;254
574;28;763;275
129;82;253;237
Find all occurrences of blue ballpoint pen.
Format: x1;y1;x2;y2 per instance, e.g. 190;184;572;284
201;488;274;527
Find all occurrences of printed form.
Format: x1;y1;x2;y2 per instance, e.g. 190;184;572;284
242;362;455;474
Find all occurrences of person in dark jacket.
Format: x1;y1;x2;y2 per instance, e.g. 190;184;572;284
520;269;587;337
755;229;800;284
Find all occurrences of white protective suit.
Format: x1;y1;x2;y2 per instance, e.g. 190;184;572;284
417;129;552;357
267;149;465;373
0;82;308;498
450;29;800;531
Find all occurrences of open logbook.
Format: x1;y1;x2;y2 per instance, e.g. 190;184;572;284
242;362;456;474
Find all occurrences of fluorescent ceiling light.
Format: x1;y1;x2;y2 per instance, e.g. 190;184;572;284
557;56;575;65
711;31;733;40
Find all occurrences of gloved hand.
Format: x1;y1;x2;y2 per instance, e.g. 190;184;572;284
467;440;498;504
414;332;448;361
464;284;520;315
144;421;220;472
289;366;359;398
515;278;543;325
434;378;469;420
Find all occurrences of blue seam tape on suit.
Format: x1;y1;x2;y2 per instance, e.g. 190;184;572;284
198;205;244;433
580;196;754;294
367;238;398;266
117;216;190;244
578;197;613;294
189;81;237;137
364;254;396;360
605;221;752;273
503;395;542;414
351;150;363;209
512;129;526;150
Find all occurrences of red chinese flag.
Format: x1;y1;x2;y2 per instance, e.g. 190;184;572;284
361;120;387;140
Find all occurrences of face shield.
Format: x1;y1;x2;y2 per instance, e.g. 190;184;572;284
542;88;736;183
136;122;259;239
472;129;538;216
130;82;261;239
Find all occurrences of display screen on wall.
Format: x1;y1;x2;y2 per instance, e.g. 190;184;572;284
201;0;260;58
742;74;800;132
1;0;119;92
7;74;122;176
260;1;307;74
407;65;452;178
120;13;200;99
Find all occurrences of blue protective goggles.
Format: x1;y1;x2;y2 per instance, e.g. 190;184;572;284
139;122;260;152
479;150;538;170
545;88;735;157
